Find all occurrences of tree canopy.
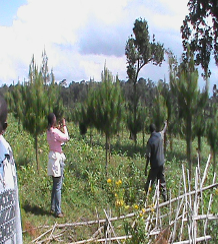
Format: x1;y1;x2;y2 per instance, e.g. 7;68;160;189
181;0;218;76
125;18;164;144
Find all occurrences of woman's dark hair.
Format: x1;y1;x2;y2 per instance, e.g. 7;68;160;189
0;94;8;133
149;123;156;133
48;113;56;130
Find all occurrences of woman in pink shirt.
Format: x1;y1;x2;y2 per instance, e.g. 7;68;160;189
47;113;69;218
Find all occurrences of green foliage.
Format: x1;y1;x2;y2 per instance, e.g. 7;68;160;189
23;71;47;136
93;67;123;137
5;83;24;127
125;18;164;82
47;82;64;121
207;108;218;173
124;214;148;244
79;65;124;173
7;54;64;172
4;114;218;243
126;104;144;140
169;48;208;175
152;84;168;131
181;0;218;76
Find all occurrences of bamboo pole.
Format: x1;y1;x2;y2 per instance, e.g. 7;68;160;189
173;235;211;244
204;173;216;235
171;195;185;242
46;222;57;244
200;154;211;188
31;227;54;243
104;209;120;244
69;235;132;244
30;156;218;244
31;182;218;232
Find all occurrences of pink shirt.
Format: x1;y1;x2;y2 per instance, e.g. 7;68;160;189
47;126;69;153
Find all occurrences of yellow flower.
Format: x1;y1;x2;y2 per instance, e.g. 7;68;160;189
149;187;152;192
115;193;118;198
134;204;139;210
215;188;218;195
141;208;146;214
107;178;112;184
116;179;122;186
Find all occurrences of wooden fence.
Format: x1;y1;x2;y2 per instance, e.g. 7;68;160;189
31;154;218;243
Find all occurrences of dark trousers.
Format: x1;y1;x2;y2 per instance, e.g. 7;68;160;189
145;165;167;201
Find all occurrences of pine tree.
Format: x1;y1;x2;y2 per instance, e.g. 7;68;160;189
125;18;164;145
87;65;124;174
19;54;64;172
22;57;48;172
170;48;207;176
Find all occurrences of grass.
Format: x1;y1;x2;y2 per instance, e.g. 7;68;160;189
4;114;218;243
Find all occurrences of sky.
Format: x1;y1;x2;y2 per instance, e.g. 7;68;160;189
0;0;217;94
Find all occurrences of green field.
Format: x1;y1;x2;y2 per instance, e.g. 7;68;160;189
4;114;218;243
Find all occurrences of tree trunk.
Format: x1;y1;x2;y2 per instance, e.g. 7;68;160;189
142;127;145;149
197;135;201;165
108;137;111;164
213;151;216;175
90;128;93;146
35;136;40;173
105;135;108;176
186;117;192;177
133;78;137;147
169;133;173;152
164;131;167;155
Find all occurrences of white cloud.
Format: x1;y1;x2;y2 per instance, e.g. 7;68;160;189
0;0;216;94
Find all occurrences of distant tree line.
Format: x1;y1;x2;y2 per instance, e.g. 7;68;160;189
1;56;217;176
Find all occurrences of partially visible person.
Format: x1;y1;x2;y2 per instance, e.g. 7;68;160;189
145;121;168;201
0;94;23;243
47;113;69;218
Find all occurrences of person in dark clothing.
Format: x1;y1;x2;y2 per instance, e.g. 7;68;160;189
145;121;168;201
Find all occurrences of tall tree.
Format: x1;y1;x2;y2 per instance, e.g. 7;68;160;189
87;65;124;174
23;56;49;171
41;49;50;85
193;89;208;163
125;18;164;145
170;48;204;176
181;0;218;77
20;55;63;172
167;50;180;151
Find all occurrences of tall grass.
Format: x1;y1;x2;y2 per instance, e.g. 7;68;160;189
4;114;217;243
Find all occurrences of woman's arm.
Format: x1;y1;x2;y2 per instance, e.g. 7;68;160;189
55;119;70;142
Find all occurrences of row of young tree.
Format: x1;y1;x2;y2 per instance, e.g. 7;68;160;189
1;15;217;176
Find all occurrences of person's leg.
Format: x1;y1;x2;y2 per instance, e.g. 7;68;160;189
51;177;55;213
157;165;167;201
52;175;63;215
145;168;158;194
